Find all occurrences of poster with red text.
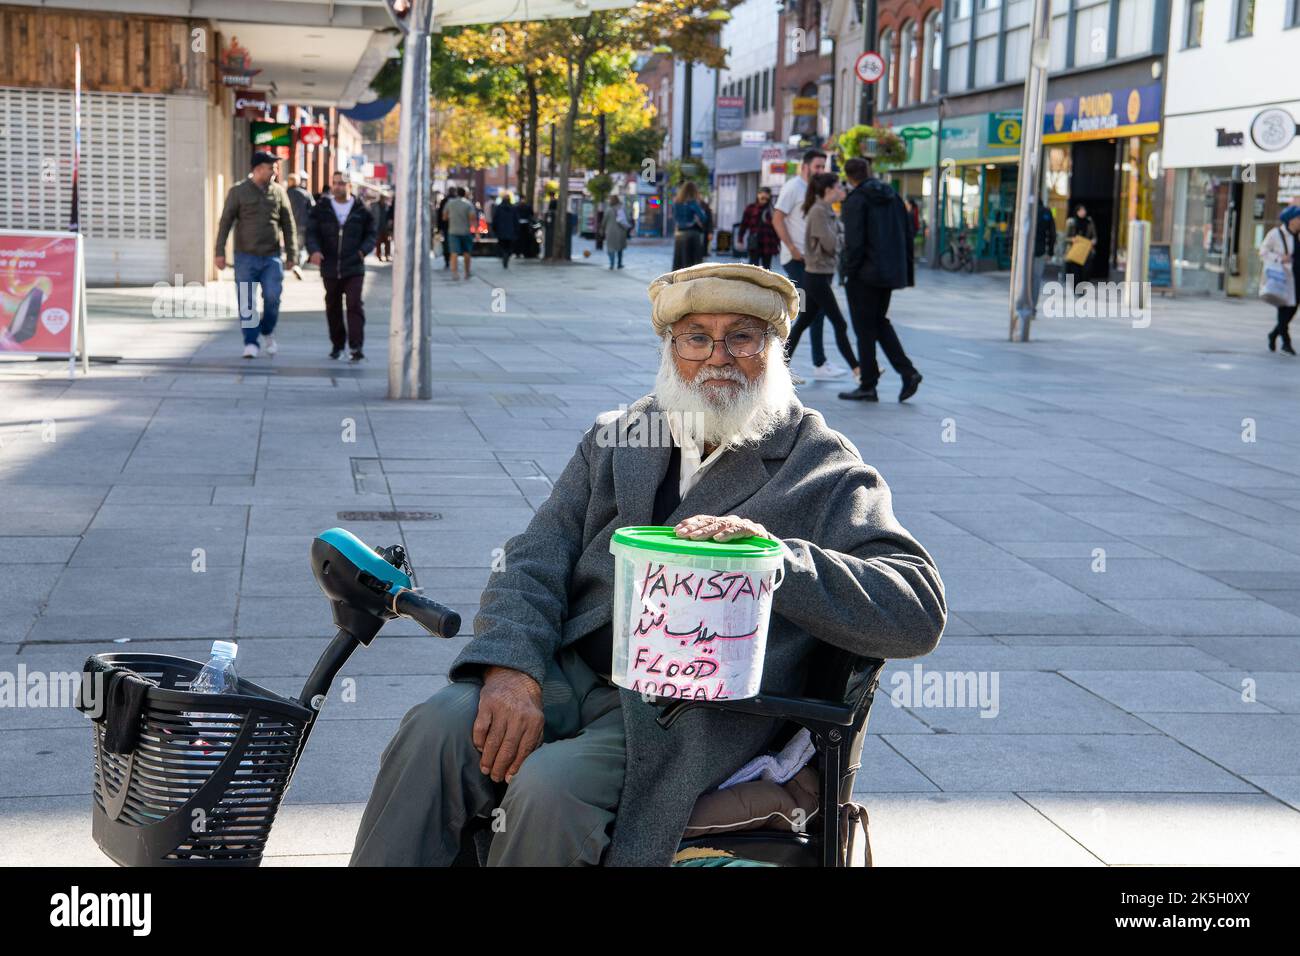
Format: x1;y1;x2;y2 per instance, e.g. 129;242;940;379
0;231;80;356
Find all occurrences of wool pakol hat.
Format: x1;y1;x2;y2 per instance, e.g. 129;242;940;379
647;262;798;339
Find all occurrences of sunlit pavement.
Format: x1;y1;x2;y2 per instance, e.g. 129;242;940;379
2;247;1298;866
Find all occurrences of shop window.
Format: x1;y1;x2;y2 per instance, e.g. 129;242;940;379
1116;0;1155;56
1171;167;1234;293
950;0;972;18
1185;0;1204;47
1234;0;1255;37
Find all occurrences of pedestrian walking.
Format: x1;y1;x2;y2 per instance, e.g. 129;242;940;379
492;193;518;269
515;199;539;259
1064;203;1097;289
285;172;314;267
214;151;298;359
775;148;846;379
837;157;923;403
736;187;780;269
375;194;394;263
437;191;452;270
443;187;477;279
1032;198;1057;313
672;181;709;270
1259;205;1300;355
305;170;377;362
602;195;630;269
788;172;860;379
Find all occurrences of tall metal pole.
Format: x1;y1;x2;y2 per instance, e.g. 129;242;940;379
1008;0;1051;342
857;0;878;126
387;0;435;399
681;60;693;159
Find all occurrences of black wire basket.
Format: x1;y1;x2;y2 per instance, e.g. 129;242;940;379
83;653;314;867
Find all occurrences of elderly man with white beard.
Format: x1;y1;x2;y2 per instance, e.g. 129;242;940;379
350;262;946;868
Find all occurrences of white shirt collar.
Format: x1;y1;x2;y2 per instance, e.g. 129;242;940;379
666;410;730;498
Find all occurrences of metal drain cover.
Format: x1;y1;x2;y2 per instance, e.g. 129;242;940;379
336;511;442;521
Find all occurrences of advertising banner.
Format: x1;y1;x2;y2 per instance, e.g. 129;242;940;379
716;96;744;133
252;122;292;147
0;231;82;358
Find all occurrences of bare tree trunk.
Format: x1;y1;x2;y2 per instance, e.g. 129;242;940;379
550;55;588;261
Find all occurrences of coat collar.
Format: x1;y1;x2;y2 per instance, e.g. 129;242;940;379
611;392;804;527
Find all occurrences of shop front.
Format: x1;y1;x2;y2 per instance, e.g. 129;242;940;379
714;142;775;247
881;120;939;262
937;111;1023;270
1161;101;1300;297
1041;83;1163;281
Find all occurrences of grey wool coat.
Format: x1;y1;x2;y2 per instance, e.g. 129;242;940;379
448;393;946;866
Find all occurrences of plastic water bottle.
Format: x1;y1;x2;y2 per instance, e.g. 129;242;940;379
186;641;240;755
191;640;239;696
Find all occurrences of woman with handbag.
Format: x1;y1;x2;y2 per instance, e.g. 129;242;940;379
1259;206;1300;355
602;195;631;270
789;173;861;382
1064;204;1097;290
736;188;780;269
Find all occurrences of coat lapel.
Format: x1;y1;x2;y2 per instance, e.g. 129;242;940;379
612;395;671;526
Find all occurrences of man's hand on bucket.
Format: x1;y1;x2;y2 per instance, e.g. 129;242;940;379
474;666;545;784
675;514;773;543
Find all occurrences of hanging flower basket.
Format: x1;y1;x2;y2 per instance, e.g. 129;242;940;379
835;125;908;169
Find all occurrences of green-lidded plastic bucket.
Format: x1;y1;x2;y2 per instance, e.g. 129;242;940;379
608;526;785;701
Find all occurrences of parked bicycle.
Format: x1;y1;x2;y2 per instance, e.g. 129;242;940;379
940;231;976;273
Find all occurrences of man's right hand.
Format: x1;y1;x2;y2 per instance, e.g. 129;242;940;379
214;255;226;271
473;666;545;784
310;252;323;266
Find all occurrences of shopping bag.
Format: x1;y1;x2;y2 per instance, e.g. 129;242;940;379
1065;235;1094;266
1259;262;1296;307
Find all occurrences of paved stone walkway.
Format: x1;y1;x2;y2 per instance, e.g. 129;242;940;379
1;240;1297;866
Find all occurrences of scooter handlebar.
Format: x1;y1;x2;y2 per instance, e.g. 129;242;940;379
392;589;461;639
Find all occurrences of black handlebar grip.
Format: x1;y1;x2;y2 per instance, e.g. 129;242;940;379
393;590;461;639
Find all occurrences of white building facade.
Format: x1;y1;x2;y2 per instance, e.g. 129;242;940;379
711;0;783;237
1161;0;1300;296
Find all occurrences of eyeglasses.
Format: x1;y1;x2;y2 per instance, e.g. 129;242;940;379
671;327;770;361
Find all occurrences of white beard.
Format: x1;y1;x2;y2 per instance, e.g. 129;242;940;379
653;337;797;448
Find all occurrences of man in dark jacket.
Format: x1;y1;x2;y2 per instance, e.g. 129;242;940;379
306;171;378;362
285;173;314;266
837;158;923;403
492;194;519;268
1032;200;1057;313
